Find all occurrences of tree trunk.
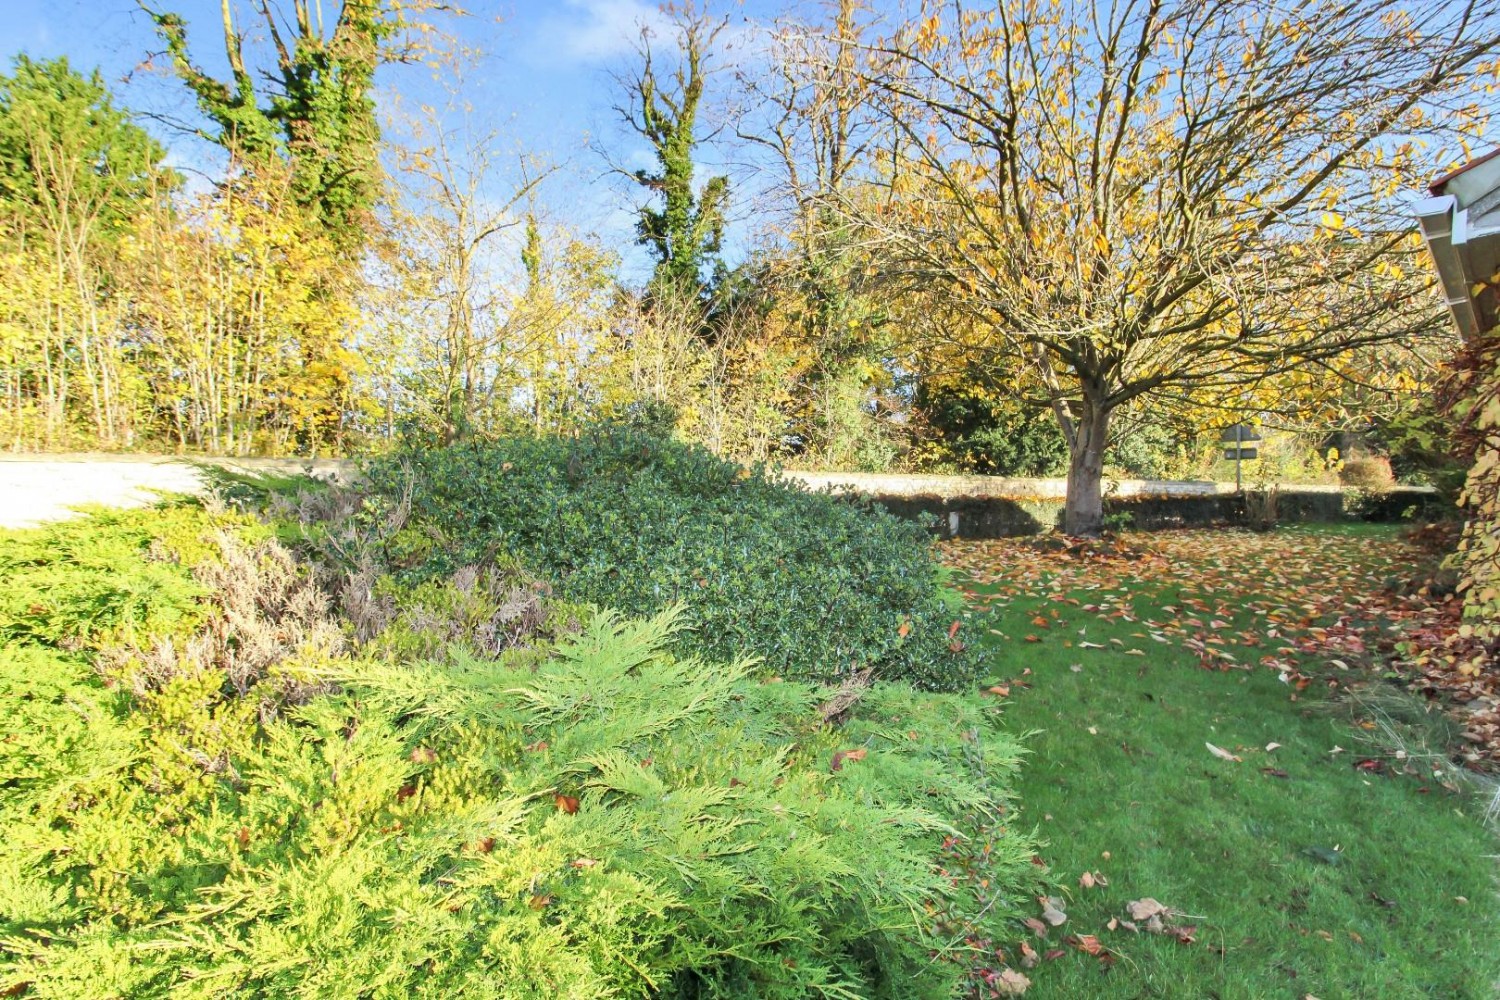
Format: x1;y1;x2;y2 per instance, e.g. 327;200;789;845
1063;400;1111;537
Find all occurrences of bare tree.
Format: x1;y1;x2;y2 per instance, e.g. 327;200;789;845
386;99;549;442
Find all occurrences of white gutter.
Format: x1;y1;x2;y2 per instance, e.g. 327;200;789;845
1415;193;1484;340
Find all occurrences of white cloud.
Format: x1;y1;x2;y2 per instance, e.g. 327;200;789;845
534;0;674;65
528;0;765;69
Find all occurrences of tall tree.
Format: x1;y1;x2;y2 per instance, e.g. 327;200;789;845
0;55;167;447
142;0;441;256
737;0;916;465
617;2;730;298
384;102;548;443
848;0;1499;535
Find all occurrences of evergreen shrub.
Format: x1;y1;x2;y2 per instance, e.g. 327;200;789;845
0;506;1040;998
363;425;981;690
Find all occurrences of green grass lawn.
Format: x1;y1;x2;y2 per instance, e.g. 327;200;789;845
948;526;1500;999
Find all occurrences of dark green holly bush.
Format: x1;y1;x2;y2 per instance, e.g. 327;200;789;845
363;425;981;689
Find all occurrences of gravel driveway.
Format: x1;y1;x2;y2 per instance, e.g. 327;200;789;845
0;456;355;529
0;458;207;529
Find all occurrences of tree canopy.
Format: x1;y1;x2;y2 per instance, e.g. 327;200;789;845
839;0;1497;533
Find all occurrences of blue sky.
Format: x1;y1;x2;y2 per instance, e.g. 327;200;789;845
0;0;835;278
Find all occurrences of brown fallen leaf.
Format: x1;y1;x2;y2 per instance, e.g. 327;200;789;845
1043;948;1066;961
1069;934;1105;956
570;857;599;868
830;747;868;772
1019;940;1039;969
1126;898;1171;921
1168;924;1198;944
995;968;1031;995
554;794;580;814
1022;917;1049;936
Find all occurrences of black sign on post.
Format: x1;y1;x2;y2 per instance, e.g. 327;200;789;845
1219;424;1262;491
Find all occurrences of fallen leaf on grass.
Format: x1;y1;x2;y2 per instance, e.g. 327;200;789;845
1068;934;1105;955
1019;940;1039;968
1265;742;1282;752
994;968;1031;995
1126;898;1171;921
1206;742;1242;762
1039;896;1068;926
554;794;580;814
1261;767;1290;779
1079;870;1108;889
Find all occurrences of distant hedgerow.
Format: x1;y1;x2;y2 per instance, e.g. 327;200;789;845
362;424;981;690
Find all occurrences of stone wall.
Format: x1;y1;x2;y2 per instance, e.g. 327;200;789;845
779;471;1445;538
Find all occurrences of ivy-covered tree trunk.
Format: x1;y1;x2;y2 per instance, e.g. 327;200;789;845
617;5;728;300
144;0;395;257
